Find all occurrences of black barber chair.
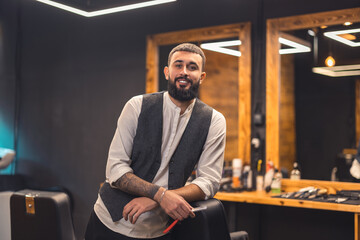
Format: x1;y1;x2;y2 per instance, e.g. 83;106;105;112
173;198;249;240
10;189;76;240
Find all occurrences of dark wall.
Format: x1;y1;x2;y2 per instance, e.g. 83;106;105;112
0;0;18;175
1;0;359;238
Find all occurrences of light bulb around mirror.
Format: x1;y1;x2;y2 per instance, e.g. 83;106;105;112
325;56;335;67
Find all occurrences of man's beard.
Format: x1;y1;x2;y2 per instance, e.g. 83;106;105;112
167;76;200;101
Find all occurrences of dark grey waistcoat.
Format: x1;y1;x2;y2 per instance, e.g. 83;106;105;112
99;92;213;222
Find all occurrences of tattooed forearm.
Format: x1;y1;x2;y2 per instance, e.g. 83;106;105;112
113;172;160;199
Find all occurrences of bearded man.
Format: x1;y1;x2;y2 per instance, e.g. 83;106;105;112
85;43;226;240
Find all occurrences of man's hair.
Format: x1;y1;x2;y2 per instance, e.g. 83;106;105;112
168;43;206;70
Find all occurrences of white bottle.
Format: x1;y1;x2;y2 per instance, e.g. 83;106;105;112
232;158;242;188
256;175;264;191
290;162;301;180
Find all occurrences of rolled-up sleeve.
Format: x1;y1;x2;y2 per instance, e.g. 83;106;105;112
191;110;226;198
106;96;142;185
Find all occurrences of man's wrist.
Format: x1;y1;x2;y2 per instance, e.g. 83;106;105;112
159;189;167;204
154;187;167;203
149;185;161;199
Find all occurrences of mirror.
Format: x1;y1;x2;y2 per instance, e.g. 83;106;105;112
146;23;252;164
266;8;360;180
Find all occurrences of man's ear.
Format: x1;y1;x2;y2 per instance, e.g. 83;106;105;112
164;66;169;80
199;72;206;85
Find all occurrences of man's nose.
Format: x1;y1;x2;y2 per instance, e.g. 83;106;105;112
180;66;188;75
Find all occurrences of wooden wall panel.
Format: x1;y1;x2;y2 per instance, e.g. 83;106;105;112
146;35;159;94
279;54;296;172
200;50;239;161
276;8;360;31
266;19;280;168
238;23;252;164
148;23;247;46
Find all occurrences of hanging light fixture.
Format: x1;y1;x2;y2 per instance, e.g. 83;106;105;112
312;23;360;77
278;33;311;55
325;56;335;67
35;0;177;17
200;40;242;57
312;64;360;77
324;28;360;47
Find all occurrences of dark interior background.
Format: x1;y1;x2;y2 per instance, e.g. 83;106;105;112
1;0;359;238
295;53;356;180
289;27;358;180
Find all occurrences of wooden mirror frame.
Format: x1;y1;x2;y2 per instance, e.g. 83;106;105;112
146;22;252;163
266;8;360;169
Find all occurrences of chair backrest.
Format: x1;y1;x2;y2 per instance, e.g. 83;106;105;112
172;198;231;240
10;189;76;240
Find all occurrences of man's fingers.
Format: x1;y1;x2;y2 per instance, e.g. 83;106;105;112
178;206;189;220
128;208;138;223
123;197;159;223
168;205;193;221
188;206;195;217
132;212;139;224
160;190;197;221
123;204;133;221
178;203;195;219
123;203;138;223
170;211;182;221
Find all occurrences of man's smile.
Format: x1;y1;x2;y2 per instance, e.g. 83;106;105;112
175;77;192;88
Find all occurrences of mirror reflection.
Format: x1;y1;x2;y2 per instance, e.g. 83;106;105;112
266;8;360;182
146;23;252;165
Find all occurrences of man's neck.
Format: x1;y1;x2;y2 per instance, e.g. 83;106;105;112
168;95;195;115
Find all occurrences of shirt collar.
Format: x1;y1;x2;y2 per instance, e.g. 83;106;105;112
164;91;196;115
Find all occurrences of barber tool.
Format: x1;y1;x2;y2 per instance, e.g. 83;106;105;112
163;206;208;234
308;188;328;199
301;188;318;199
335;197;348;203
293;186;315;198
279;192;294;198
307;189;319;199
337;190;360;200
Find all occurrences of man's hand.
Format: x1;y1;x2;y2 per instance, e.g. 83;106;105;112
155;189;195;221
114;173;205;222
123;197;158;224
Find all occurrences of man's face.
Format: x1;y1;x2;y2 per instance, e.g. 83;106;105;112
164;51;206;101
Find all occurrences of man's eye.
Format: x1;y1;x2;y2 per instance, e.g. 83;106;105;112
189;65;198;70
